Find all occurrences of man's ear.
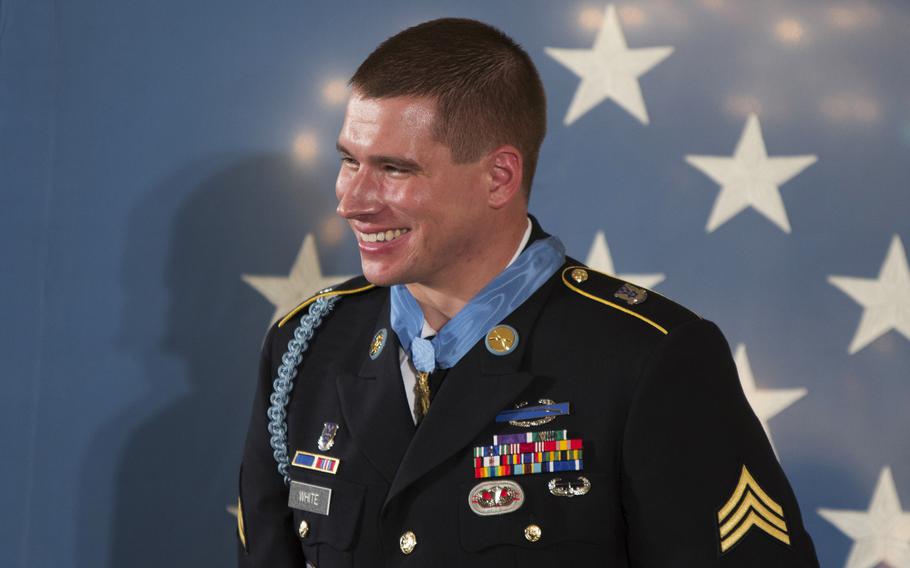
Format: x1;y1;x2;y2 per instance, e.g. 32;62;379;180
487;145;524;209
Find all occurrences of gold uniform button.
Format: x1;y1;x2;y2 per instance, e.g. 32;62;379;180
399;530;417;554
571;268;589;283
298;520;309;538
524;524;542;542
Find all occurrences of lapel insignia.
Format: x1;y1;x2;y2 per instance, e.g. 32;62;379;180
292;450;341;475
485;324;519;355
369;328;387;360
496;399;570;427
717;466;790;553
473;430;583;478
548;475;591;497
317;422;339;452
468;480;525;516
614;282;648;305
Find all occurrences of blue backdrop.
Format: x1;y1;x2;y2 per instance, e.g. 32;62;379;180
3;1;908;566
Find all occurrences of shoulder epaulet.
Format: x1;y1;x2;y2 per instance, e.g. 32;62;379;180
560;265;699;335
277;275;376;328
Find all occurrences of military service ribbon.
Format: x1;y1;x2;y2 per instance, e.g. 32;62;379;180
472;429;585;478
292;451;340;475
473;438;583;458
474;449;583;468
475;460;584;479
492;429;567;445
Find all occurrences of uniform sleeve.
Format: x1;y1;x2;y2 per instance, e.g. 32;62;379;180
621;319;819;567
237;324;307;567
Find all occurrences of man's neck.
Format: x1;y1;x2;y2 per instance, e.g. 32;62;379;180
407;217;532;331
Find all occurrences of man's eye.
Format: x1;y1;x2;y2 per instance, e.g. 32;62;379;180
384;165;409;176
340;157;358;168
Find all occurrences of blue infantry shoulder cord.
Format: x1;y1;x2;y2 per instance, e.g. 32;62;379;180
266;295;340;484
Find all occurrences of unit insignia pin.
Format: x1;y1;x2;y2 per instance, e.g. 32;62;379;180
468;480;524;516
571;268;589;283
548;476;592;497
369;328;387;360
486;324;519;355
614;283;648;305
495;399;571;427
317;422;339;452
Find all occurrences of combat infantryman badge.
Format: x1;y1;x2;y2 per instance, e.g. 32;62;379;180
496;399;570;427
468;480;525;516
717;465;790;553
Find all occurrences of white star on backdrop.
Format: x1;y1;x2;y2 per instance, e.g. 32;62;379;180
585;231;665;289
818;467;910;568
828;235;910;354
733;344;806;457
545;4;673;125
242;234;354;324
686;114;817;233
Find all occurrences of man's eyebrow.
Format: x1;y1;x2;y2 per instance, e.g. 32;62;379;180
336;143;423;172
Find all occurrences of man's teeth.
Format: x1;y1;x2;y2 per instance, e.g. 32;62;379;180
360;228;409;243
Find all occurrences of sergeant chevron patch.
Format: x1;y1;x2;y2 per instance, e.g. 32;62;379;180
717;466;790;553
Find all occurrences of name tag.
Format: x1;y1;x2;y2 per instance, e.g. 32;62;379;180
288;481;332;516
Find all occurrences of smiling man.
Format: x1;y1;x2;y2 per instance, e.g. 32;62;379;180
238;18;819;567
334;92;529;331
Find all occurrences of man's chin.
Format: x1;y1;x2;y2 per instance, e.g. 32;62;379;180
360;265;407;288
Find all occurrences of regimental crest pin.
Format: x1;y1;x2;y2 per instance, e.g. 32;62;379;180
717;465;790;553
468;480;524;516
614;282;648;305
317;422;339;452
369;328;387;360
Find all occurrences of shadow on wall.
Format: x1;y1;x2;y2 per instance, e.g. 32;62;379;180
76;153;343;568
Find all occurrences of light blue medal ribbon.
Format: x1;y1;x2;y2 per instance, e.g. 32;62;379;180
391;236;566;373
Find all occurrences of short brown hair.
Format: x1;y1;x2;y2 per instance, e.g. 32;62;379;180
350;18;547;195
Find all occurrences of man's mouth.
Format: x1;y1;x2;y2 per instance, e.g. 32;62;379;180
358;228;410;243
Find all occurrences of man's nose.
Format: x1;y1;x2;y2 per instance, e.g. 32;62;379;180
336;167;381;219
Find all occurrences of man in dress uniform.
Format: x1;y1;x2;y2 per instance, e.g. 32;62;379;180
238;17;819;567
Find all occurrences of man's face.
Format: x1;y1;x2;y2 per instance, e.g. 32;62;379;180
335;93;490;288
